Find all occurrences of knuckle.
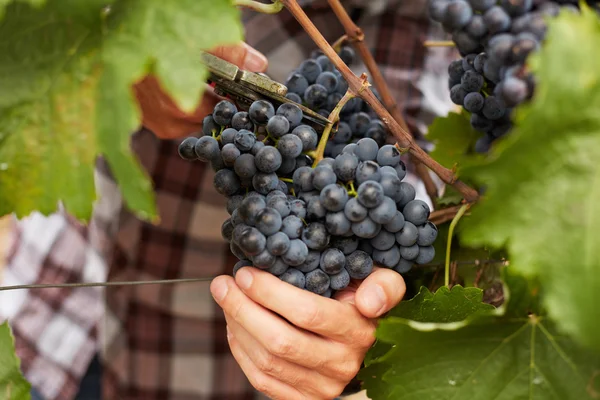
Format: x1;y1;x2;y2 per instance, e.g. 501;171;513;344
295;301;322;328
255;351;278;375
267;334;294;358
336;358;362;381
355;326;376;348
249;374;271;395
321;383;346;400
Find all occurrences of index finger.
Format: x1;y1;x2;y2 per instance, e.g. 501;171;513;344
234;267;375;347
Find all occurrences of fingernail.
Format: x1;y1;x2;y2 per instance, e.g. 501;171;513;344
362;284;387;317
210;279;229;303
235;268;254;290
243;47;268;72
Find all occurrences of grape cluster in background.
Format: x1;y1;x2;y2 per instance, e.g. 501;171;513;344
284;46;390;157
178;50;439;297
429;0;595;152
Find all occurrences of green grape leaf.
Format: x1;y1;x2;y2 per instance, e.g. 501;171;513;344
387;285;495;322
360;274;600;400
0;322;30;400
459;6;600;350
428;111;482;171
0;0;243;220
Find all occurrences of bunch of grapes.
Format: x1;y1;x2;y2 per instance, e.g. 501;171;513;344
284;46;389;157
429;0;587;152
178;95;438;297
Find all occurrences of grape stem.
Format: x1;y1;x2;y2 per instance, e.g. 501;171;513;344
331;34;348;53
326;0;440;205
445;203;470;287
308;88;356;166
423;40;456;47
281;0;480;203
234;0;284;14
279;177;294;183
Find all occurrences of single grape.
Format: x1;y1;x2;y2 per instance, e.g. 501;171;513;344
453;31;481;55
307;197;327;220
400;244;420;261
194;136;220;162
234;130;256;152
252;173;279;195
304;84;328;109
484;6;511;35
354;138;379;162
213;100;238;126
234;153;257;179
299;190;320;204
292;166;313;193
316;71;339;93
277;134;304;158
397;182;416;209
377;145;401;167
338;45;355;64
325;211;352;236
239;196;266;226
302;222;330;250
238;227;266;257
255;208;283;236
471;113;495;132
369;196;397;225
267;115;291;139
305;269;330;295
373;245;401;268
500;0;532;16
203;115;220;137
231;210;244;229
320;184;349;212
285;73;310;95
221;219;234;242
219;129;236;146
429;0;449;22
312;166;337;191
394;258;414;274
255;146;283;174
221;143;241;167
332;121;352;144
213;169;241;197
267;196;291;219
450;84;468;106
371;229;396;251
318;157;336;169
292;125;318;152
333;153;359;182
488;33;515;65
249;100;275;126
344;197;368;222
501;76;529;106
253;250;276;269
227;195;244;215
286;92;302;103
379;172;402;200
417;221;438;247
384;211;405;233
319;248;346;275
331;236;359;255
357;181;385;208
316;54;334;72
473;53;487;74
281;215;304;239
296;250;322;273
329;269;350;291
396;221;418;246
351;217;381;239
465;14;488;37
299;59;323;83
280;268;306;289
464;92;485;113
282;239;309;266
355;161;382;185
444;0;473;30
289;199;307;219
231;112;254;131
267;232;291;256
511;32;539;64
178;137;198;161
267;258;289;276
395;161;407;181
276;103;304;130
349;112;371;136
342;143;357;154
326;92;343;111
475;134;494;153
416;245;435;265
346;250;373;279
482;96;507;120
277;156;297;175
461;70;484;93
403;200;431;226
230;241;247;260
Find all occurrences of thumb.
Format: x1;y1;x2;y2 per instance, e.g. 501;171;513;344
209;42;268;72
353;267;407;319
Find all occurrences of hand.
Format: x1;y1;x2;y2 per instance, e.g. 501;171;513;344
134;42;268;139
210;267;406;400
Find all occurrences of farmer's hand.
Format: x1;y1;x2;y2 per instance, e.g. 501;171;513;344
210;267;406;400
134;43;268;139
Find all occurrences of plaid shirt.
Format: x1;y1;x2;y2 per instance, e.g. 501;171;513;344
0;1;456;399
